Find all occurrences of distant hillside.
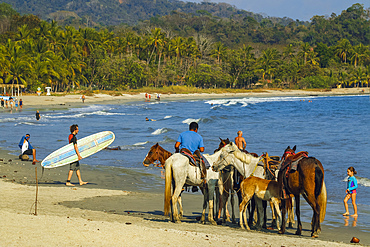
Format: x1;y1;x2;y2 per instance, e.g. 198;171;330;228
0;0;295;27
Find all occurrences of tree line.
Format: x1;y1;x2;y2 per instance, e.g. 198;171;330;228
0;3;370;92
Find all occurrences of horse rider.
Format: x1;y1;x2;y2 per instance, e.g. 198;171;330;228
175;122;206;182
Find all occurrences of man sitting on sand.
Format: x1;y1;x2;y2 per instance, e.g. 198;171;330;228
18;134;40;165
235;130;247;151
66;124;88;186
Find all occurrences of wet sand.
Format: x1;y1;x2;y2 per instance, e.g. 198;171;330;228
1;149;369;246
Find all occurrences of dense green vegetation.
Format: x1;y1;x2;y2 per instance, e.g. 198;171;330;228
0;3;370;92
0;0;294;27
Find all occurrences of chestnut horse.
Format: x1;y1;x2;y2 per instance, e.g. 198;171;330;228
278;145;327;238
143;143;172;168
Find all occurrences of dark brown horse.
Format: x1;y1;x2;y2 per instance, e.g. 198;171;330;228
278;145;327;238
143;143;172;168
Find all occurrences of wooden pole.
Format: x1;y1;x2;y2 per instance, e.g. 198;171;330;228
35;167;38;216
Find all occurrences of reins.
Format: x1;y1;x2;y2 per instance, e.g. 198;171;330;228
220;169;241;195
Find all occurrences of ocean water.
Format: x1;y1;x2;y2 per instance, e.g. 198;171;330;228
1;94;369;232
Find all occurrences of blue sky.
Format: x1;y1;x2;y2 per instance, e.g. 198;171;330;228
185;0;370;21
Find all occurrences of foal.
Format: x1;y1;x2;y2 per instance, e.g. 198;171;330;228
239;176;282;231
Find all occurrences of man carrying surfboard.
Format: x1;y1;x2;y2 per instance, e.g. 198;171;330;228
66;124;88;186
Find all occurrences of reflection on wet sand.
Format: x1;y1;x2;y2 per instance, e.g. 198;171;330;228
344;215;357;227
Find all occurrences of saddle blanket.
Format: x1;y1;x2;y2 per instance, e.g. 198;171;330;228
290;157;305;171
181;152;210;169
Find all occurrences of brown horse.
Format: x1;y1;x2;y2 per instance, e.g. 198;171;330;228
143;143;172;168
278;145;327;238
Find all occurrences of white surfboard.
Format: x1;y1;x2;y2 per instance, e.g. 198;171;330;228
41;131;115;169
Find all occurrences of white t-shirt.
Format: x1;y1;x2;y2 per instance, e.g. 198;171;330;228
22;141;29;154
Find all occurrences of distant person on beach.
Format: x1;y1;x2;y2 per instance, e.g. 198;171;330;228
66;124;88;186
81;95;85;103
1;98;4;108
235;130;247;151
343;166;358;217
19;99;23;109
18;134;40;165
146;117;156;121
175;122;206;184
35;110;40;121
145;93;148;101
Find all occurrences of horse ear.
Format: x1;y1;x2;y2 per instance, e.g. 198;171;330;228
155;143;159;146
287;146;290;149
219;137;222;141
293;145;296;151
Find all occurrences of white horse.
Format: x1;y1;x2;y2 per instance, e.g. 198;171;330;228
164;150;222;225
212;142;274;229
164;147;259;225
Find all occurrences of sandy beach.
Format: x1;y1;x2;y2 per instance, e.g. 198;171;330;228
1;88;369;246
7;87;369;109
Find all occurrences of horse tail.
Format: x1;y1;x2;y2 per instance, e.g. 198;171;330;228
314;165;323;199
318;181;327;222
314;159;326;222
164;157;173;216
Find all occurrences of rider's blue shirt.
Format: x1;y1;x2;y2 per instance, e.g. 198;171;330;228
176;130;204;153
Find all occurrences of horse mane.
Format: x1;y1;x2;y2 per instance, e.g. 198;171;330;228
229;142;255;164
157;143;172;155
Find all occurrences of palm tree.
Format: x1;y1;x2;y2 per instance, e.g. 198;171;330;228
335;39;352;64
210;42;227;65
350;43;368;67
3;39;31;94
147;28;165;65
350;67;366;87
297;42;311;64
59;44;86;90
79;28;97;57
257;48;280;85
169;36;184;64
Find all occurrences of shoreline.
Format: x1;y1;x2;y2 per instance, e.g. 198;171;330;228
3;87;369;110
1;149;369;246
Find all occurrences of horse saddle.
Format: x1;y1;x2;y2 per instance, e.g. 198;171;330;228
260;153;281;180
180;149;210;169
278;151;308;199
279;151;308;171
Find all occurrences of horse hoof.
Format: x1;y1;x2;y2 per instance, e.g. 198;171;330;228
288;223;294;228
210;221;217;226
311;234;319;238
295;231;302;235
278;230;285;234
